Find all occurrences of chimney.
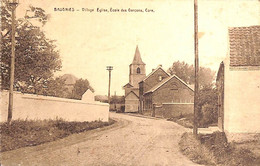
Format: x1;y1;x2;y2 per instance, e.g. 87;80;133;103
158;64;162;67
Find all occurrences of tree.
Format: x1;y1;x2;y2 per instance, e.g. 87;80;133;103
69;79;94;100
34;76;68;98
168;61;218;127
167;61;216;88
1;1;62;94
197;85;218;127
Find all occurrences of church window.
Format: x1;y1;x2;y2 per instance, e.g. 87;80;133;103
159;76;162;81
137;67;141;74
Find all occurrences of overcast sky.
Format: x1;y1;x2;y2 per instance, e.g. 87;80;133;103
16;0;260;95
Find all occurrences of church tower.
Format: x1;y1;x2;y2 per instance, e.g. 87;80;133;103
129;46;146;87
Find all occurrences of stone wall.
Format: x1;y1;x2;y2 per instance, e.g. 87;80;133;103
0;91;109;122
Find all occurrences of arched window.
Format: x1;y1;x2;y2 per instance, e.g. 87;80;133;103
137;67;141;74
159;76;162;81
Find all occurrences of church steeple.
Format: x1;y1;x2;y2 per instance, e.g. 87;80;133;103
129;46;146;87
132;45;145;65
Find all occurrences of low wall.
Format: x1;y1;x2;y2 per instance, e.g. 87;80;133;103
0;91;109;122
155;103;194;119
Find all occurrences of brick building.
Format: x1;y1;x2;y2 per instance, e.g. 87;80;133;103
139;65;170;113
217;26;260;141
141;74;194;118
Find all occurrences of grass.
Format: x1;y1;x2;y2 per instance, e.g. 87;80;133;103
0;119;115;152
167;114;193;129
179;132;260;166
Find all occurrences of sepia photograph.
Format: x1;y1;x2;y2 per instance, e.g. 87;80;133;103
1;0;260;165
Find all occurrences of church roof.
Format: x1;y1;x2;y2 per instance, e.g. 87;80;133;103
131;45;145;65
144;75;194;94
229;26;260;66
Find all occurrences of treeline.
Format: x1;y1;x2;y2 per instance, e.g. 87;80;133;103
1;2;93;100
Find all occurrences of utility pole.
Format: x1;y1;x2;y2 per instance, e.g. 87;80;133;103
106;66;113;105
7;0;19;125
193;0;199;136
114;91;117;111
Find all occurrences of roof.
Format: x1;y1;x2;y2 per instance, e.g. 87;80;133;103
131;45;145;65
123;83;133;88
229;26;260;66
216;61;225;81
140;65;170;83
61;74;78;85
125;91;139;98
144;75;194;94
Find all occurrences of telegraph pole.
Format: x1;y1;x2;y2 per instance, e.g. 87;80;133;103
193;0;199;136
7;0;19;125
106;66;113;105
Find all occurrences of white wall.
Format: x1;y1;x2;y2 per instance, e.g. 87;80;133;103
224;65;260;133
0;91;109;122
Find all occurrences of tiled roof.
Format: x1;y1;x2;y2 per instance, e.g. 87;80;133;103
229;26;260;66
131;45;145;65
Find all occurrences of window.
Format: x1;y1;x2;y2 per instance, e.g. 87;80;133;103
159;76;162;81
171;84;178;91
137;67;141;74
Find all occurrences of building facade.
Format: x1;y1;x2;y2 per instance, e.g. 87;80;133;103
143;75;194;118
139;65;170;113
217;26;260;141
123;46;146;112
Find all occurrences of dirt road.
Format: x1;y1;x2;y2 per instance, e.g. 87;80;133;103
1;113;199;166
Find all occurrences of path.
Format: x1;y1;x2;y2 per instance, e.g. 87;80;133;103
1;113;200;166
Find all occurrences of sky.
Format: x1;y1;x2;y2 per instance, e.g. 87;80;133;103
15;0;260;95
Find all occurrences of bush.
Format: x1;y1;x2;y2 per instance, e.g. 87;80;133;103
199;104;218;127
179;132;260;166
197;86;218;127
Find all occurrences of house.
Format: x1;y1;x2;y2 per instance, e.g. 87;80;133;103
139;65;170;113
82;89;95;103
61;74;78;93
217;25;260;141
142;74;194;118
123;46;146;112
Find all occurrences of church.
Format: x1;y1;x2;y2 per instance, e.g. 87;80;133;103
123;46;194;118
123;46;146;112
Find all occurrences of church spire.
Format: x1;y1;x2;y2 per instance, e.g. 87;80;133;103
132;45;145;65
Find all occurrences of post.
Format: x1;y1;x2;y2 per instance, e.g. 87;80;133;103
152;104;156;117
106;66;113;105
193;0;199;136
114;91;117;111
8;2;18;124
